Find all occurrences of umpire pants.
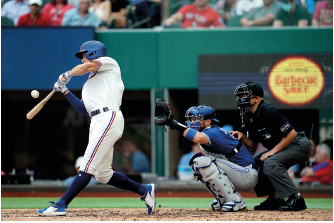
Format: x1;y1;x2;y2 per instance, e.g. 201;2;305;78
253;132;311;199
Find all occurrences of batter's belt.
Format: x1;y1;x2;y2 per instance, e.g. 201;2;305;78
90;106;121;117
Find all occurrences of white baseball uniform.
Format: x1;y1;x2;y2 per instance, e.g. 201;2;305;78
79;56;125;184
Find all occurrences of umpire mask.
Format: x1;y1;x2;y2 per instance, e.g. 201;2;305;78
234;82;263;116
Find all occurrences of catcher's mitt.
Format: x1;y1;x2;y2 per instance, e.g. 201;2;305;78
153;98;174;126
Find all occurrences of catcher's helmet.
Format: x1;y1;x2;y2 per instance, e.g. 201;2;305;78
75;40;107;60
185;105;219;130
234;82;263;116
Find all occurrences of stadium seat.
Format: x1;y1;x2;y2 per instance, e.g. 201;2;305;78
1;17;15;27
227;15;243;27
126;0;161;28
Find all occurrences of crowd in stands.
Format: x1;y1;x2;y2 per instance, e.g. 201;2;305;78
288;140;333;185
1;0;332;28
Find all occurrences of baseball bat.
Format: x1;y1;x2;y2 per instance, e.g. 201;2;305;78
26;90;55;120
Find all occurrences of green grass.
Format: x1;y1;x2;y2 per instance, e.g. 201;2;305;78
1;197;333;210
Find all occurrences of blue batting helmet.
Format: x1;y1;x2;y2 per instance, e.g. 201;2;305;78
185;105;219;130
75;40;107;60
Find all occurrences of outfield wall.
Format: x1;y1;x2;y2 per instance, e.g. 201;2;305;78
3;27;331;90
95;27;332;90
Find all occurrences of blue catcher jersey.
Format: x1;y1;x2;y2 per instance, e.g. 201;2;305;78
200;125;256;168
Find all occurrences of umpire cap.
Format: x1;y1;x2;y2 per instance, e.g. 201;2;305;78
245;82;264;97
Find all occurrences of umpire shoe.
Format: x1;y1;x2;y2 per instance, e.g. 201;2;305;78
38;201;67;216
141;184;156;215
254;195;286;210
279;193;307;211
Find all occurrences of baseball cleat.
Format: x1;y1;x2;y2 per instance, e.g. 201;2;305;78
254;196;286;210
38;201;67;216
279;193;307;211
221;193;247;212
141;184;156;215
211;198;226;211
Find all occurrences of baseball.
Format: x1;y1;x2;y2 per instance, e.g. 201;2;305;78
31;90;39;98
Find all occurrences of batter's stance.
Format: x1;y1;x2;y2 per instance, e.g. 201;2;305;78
231;82;311;211
154;100;258;211
38;40;156;216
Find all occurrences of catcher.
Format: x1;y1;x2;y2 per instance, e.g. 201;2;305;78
154;98;258;211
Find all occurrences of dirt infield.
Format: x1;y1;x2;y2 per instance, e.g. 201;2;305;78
1;208;333;221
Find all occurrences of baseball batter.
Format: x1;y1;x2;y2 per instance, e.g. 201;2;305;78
38;40;156;216
154;101;258;211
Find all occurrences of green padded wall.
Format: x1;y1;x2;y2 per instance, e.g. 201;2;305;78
96;28;332;90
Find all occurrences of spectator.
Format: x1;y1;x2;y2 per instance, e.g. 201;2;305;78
296;0;315;13
235;0;264;15
61;0;101;28
68;0;79;8
1;0;30;25
128;0;162;28
273;0;311;27
43;0;73;26
312;0;333;26
215;0;237;24
17;0;51;26
89;0;112;29
177;142;202;181
215;0;238;24
110;0;129;28
288;138;317;179
64;156;99;186
240;0;280;27
122;140;150;173
163;0;225;29
300;143;333;184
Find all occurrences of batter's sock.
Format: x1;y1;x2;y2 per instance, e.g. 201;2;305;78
107;171;145;196
57;171;92;206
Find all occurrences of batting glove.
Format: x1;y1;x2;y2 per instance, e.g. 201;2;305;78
58;71;71;85
54;81;68;93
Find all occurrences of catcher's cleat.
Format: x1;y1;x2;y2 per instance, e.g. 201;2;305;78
279;193;307;211
221;193;247;212
38;201;67;216
141;184;156;215
211;198;226;211
254;195;286;210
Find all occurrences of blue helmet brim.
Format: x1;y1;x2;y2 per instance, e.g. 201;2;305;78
75;50;87;59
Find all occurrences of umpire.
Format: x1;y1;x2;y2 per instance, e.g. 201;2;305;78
231;82;311;211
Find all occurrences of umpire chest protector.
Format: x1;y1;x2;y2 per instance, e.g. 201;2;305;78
243;100;295;150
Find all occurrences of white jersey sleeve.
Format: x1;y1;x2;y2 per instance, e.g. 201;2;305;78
81;56;124;114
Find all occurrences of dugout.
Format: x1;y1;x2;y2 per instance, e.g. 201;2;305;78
1;27;332;179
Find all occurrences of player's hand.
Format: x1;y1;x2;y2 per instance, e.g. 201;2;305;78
260;152;273;161
58;71;71;85
229;131;245;141
54;81;68;93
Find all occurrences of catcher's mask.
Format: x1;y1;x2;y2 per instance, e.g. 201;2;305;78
234;82;264;116
185;105;219;130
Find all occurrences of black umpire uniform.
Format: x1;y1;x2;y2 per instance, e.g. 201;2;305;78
234;82;311;211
